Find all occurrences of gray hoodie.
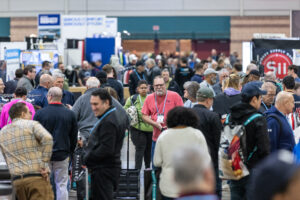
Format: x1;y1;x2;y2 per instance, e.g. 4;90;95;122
72;88;129;142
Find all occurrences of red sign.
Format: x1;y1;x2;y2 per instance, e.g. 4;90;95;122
262;51;293;79
153;25;160;31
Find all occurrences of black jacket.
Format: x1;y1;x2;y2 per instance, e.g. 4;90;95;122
175;66;193;93
83;106;125;169
107;78;124;105
34;104;78;161
129;70;147;95
230;102;270;169
193;104;222;169
168;79;182;96
213;93;241;117
147;66;161;86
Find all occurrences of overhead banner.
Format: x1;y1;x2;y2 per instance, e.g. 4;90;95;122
61;15;105;41
38;14;61;39
252;39;300;79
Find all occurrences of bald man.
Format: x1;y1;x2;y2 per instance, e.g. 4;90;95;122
34;87;78;200
28;74;53;108
265;91;295;152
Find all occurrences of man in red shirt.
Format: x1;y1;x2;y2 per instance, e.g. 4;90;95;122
142;75;183;163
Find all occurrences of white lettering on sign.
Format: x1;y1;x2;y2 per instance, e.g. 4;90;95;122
266;61;287;75
40;16;58;24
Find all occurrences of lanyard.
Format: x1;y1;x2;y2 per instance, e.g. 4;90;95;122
90;107;116;134
155;91;168;115
134;70;145;81
262;102;268;111
138;94;144;107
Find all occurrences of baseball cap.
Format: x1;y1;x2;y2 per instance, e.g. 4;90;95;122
241;81;267;97
204;68;218;76
249;70;260;77
196;87;214;99
250;150;300;200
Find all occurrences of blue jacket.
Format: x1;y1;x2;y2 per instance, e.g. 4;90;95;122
62;90;75;106
265;106;295;152
28;86;48;108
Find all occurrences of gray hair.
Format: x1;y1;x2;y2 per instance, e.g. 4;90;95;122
86;77;100;88
246;63;258;72
219;68;229;78
145;58;156;67
262;82;276;92
48;87;62;101
184;81;200;100
52;72;65;80
264;71;276;82
172;146;211;187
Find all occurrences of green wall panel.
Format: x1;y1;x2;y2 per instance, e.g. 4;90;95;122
0;18;10;37
117;16;230;40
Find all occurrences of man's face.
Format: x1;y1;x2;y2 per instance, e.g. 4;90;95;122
285;96;295;114
29;68;36;80
203;63;209;71
58;64;65;72
90;95;110;117
54;77;64;89
207;98;214;108
137;65;145;73
82;62;89;70
262;89;276;106
0;79;5;94
153;78;167;96
44;64;51;71
288;69;294;76
253;95;262;110
138;84;148;97
208;73;217;85
161;71;170;83
220;72;229;82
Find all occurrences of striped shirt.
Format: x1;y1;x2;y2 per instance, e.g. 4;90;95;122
0;118;53;176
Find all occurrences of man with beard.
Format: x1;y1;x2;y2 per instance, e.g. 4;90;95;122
142;76;183;161
200;68;218;97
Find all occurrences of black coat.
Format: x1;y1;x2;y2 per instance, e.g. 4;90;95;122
174;66;193;93
34;104;78;161
193;104;222;169
213;93;241;117
168;79;182;96
230;102;270;170
83;107;125;169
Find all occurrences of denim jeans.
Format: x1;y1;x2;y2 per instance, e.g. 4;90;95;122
151;141;157;169
50;157;69;200
230;176;249;200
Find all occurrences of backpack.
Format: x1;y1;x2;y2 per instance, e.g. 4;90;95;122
219;113;262;180
126;94;139;126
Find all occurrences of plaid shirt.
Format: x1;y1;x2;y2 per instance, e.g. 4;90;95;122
0;118;53;176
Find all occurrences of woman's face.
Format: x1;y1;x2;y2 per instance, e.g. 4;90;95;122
138;84;148;97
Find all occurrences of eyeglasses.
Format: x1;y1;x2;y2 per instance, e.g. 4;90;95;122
154;84;165;88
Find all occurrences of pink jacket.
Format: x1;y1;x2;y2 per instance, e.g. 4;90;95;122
0;99;36;128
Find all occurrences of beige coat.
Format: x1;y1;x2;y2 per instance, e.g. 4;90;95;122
153;126;211;198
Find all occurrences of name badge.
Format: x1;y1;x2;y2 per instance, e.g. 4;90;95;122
157;114;164;123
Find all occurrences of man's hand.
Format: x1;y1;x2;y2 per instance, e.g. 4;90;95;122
155;122;162;131
66;104;72;109
40;168;50;181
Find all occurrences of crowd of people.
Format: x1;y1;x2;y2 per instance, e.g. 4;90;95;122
0;49;299;200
